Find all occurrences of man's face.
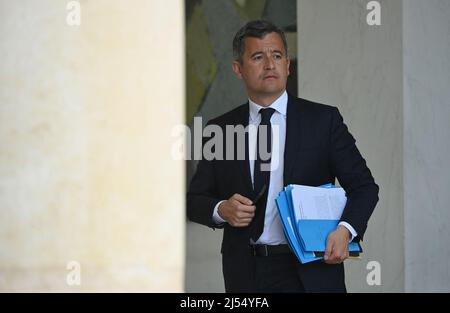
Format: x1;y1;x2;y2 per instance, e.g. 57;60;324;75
232;32;290;102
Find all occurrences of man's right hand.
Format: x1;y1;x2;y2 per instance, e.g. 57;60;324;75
218;194;256;227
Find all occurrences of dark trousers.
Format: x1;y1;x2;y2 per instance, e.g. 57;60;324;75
222;245;347;293
253;254;306;293
223;249;305;293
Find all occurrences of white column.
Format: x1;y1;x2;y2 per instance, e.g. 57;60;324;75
0;0;185;291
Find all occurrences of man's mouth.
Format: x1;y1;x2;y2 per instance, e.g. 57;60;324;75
263;75;278;80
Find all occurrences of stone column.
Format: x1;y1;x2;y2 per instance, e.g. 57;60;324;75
0;0;185;291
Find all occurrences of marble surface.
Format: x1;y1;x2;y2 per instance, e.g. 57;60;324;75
0;0;184;291
403;0;450;292
297;0;404;292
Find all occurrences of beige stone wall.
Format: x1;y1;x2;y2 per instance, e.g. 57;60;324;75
0;0;184;291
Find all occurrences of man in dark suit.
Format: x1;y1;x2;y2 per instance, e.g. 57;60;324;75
187;20;379;293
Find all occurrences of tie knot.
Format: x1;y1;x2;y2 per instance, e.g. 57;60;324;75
259;108;275;124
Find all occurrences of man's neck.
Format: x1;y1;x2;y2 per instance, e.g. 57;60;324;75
248;90;286;107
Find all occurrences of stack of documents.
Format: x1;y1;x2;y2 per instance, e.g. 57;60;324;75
275;184;362;264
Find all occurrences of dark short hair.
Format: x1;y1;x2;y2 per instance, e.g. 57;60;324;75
232;20;288;63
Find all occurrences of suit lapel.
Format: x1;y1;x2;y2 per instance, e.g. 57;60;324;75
234;103;254;195
284;95;304;185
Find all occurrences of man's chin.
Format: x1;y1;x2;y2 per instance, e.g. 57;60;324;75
259;88;285;97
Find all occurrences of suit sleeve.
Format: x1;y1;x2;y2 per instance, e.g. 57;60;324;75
329;107;379;241
186;121;224;229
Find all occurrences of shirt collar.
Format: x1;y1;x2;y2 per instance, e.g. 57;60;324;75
249;90;288;122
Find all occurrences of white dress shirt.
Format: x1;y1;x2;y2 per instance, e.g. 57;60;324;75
212;91;356;243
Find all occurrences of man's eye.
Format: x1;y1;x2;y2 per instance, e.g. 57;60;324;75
252;55;262;61
274;54;282;60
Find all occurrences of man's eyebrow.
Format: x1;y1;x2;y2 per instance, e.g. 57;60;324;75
250;51;263;58
249;50;285;58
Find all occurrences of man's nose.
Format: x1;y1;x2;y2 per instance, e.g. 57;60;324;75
264;56;275;70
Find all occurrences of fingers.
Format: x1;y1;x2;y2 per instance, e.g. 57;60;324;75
232;193;253;206
236;210;255;219
226;193;256;227
328;253;347;264
324;238;334;263
232;217;253;227
228;207;254;227
230;194;256;213
229;217;253;227
324;235;349;264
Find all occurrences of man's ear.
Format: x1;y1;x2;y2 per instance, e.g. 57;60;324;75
232;61;244;80
286;57;291;76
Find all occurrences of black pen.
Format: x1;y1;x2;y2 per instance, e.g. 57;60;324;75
252;184;267;205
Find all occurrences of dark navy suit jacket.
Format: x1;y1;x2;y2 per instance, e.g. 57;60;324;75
187;94;379;292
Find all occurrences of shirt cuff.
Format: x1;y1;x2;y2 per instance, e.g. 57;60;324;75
212;200;226;225
338;221;357;242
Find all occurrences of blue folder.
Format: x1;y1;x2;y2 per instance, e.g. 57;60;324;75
275;190;320;263
297;219;361;253
275;184;362;264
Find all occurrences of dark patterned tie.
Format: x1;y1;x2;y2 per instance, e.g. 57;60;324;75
250;108;275;241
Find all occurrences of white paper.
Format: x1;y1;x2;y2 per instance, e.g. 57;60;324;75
290;185;347;221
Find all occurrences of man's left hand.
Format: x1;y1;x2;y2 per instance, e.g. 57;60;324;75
323;225;350;264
